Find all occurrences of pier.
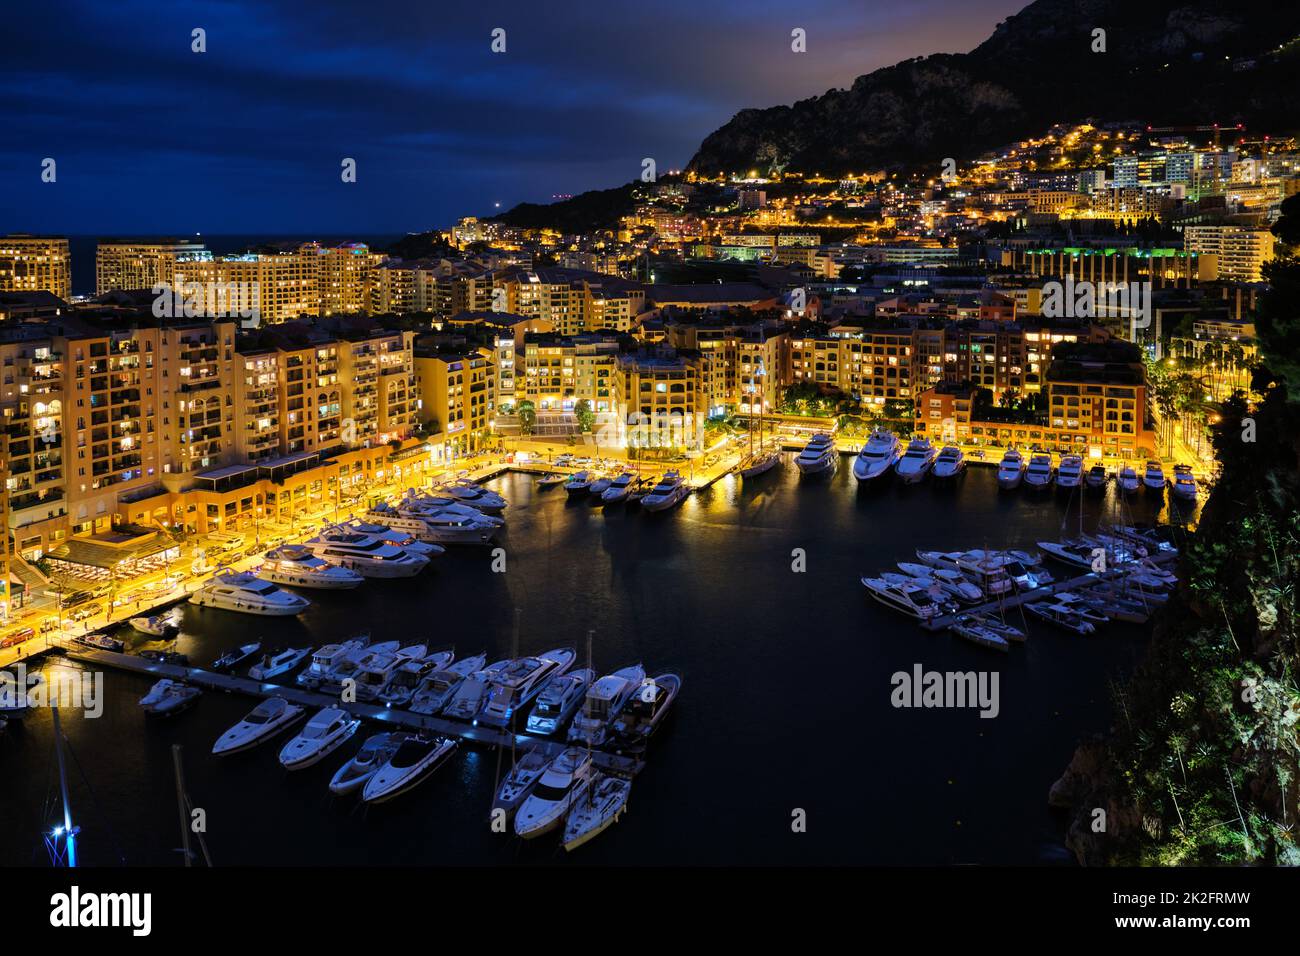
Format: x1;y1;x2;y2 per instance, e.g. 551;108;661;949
54;642;644;776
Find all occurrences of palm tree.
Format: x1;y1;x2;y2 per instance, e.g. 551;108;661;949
516;400;536;437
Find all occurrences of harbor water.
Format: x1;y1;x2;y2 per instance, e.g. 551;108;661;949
0;466;1185;865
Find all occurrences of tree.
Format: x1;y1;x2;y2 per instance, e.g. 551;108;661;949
516;400;536;436
574;399;595;434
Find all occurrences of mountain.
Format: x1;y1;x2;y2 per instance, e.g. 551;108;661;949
688;0;1300;177
490;182;640;234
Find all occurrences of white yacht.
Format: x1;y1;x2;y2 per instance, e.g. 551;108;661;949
931;445;965;481
894;438;936;484
996;449;1026;490
257;545;364;590
567;664;645;747
937;551;1020;597
301;528;429;578
1037;538;1135;569
362;735;458;803
211;697;304;756
1117;464;1141;495
896;563;982;603
377;650;455;708
1056;455;1084;491
297;636;369;688
409;653;486;715
795;433;837;476
438;480;506;514
478;647;577;728
349;509;449;552
852;430;901;483
1023;453;1055;491
329;732;408;796
609;673;681;752
1025;602;1096;636
1142;459;1166;493
317;641;401;695
861;576;949;622
587;477;613;497
514;747;594;839
138;679;201;716
214;641;261;672
371;501;499;545
525;668;594;736
248;646;311;681
189;571;310;617
1171;464;1198;503
947;616;1011;653
443;659;509;723
353;644;427;702
600;472;637;504
491;748;553;820
1085;464;1108;491
641;471;688;512
563;773;633;851
130;614;179;638
279;707;361;770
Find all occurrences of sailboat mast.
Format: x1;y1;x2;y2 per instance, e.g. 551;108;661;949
51;706;77;867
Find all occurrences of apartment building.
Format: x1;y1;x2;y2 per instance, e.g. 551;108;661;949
612;347;706;452
413;349;495;452
96;239;208;294
1183;226;1276;283
0;235;72;300
315;242;385;316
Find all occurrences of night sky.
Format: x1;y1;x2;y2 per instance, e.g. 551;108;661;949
2;0;1025;234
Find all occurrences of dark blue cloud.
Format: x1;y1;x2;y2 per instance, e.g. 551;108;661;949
0;0;1025;233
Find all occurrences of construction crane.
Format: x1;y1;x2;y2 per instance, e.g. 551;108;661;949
1145;123;1244;147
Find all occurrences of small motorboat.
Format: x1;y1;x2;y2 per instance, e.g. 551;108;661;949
362;735;458;803
329;732;408;796
563;773;632;851
490;748;553;821
212;697;304;755
279;707;362;770
138;649;188;666
130;615;178;638
76;633;125;652
535;473;566;489
564;472;593;496
213;642;262;671
138;679;201;716
1024;602;1096;636
587;476;613;497
248;646;311;681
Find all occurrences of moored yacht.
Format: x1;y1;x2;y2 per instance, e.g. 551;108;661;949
491;747;553;821
794;433;838;476
278;707;361;770
1056;455;1084;491
525;668;594;735
861;576;950;621
377;650;455;708
609;673;681;752
213;641;261;671
437;480;507;514
297;636;368;688
1085;464;1108;491
1025;601;1096;636
996;449;1026;489
894;438;937;484
587;476;613;498
317;640;400;695
138;679;201;716
567;664;646;747
409;653;486;715
947;616;1011;652
353;644;427;702
600;472;638;504
329;732;408;796
1117;465;1141;496
362;734;458;803
189;571;311;617
896;563;982;604
737;448;781;479
257;544;364;590
248;646;311;681
372;501;499;545
130;614;178;638
1171;464;1198;503
443;659;509;722
564;471;593;496
641;471;688;512
563;773;633;851
300;528;429;578
1023;453;1055;491
852;430;901;483
212;697;304;755
514;747;594;838
478;647;577;727
1142;459;1166;493
932;445;965;480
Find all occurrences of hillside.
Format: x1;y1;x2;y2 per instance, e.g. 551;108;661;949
688;0;1300;177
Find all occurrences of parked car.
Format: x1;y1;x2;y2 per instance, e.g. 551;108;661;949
1;627;36;648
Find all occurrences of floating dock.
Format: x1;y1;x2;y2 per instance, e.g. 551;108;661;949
55;642;644;776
